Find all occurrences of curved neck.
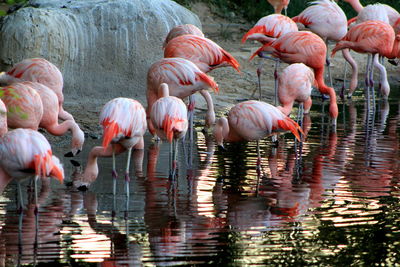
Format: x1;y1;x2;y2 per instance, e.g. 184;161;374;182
159;83;170;98
347;0;363;13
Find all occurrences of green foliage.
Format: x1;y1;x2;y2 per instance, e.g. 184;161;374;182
174;0;400;23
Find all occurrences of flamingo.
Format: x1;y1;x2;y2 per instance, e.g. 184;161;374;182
267;0;290;15
0;82;84;156
342;0;400;97
331;20;395;99
150;83;188;177
292;0;353;91
242;14;298;101
0;58;74;121
276;63;315;119
164;34;240;73
0;82;43;130
0;128;64;208
98;97;147;195
213;100;303;169
147;57;218;135
242;14;298;44
163;24;204;49
251;31;339;125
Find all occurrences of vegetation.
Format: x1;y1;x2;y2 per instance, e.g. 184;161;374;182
175;0;400;23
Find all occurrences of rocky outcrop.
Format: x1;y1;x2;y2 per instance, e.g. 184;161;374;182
0;0;201;103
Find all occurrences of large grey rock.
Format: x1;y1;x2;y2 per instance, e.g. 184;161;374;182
0;0;201;103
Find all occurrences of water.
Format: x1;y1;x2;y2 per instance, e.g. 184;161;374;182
1;94;400;266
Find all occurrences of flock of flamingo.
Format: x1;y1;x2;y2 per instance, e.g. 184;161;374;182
0;0;399;209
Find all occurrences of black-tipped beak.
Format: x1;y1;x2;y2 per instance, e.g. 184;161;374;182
76;149;82;155
64;151;74;157
70;160;81;167
77;185;89;191
64;181;73;186
218;145;226;151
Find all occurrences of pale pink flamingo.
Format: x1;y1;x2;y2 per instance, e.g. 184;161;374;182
242;14;298;44
331;20;395;100
0;82;43;130
23;81;84;157
1;82;84;156
150;83;188;177
292;0;354;91
163;24;204;49
342;0;400;97
0;58;74;121
213;100;303;168
147;57;218;135
267;0;290;15
164;34;240;73
0;128;64;208
251;31;339;125
242;14;298;101
98;97;147;195
276;63;315;118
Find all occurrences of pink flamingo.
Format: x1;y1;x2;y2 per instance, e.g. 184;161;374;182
276;63;315;118
98;97;147;195
331;20;395;99
292;0;356;93
163;24;204;49
213;100;303;168
342;0;400;97
0;128;64;207
164;34;240;73
150;83;188;177
251;31;339;125
0;58;74;121
242;14;298;44
214;100;303;145
242;14;298;101
267;0;290;15
1;82;85;156
147;57;218;135
0;82;43;130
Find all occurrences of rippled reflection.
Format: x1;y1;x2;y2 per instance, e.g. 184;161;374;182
1;96;400;265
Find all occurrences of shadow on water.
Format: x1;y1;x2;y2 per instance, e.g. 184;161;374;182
1;86;400;265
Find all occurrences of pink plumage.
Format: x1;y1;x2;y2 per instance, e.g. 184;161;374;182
277;63;315;116
150;83;188;143
0;128;64;183
164;35;240;73
0;58;73;121
242;14;298;44
100;97;147;150
163;24;204;49
214;100;303;146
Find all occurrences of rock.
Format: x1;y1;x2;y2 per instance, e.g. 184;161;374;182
0;0;201;104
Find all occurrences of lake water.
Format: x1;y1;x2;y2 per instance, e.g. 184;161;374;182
1;92;400;266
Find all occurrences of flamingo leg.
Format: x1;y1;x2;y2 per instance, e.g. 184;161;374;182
325;40;333;89
340;60;348;100
370;55;376;108
188;95;195;142
125;147;132;196
274;60;280;105
365;54;372;113
112;145;117;197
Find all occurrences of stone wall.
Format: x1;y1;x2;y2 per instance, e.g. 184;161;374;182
0;0;201;102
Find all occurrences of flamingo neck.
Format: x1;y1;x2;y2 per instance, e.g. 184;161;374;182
314;67;338;121
159;83;170;98
347;0;363;13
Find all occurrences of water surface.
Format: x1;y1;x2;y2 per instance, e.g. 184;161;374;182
1;94;400;266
